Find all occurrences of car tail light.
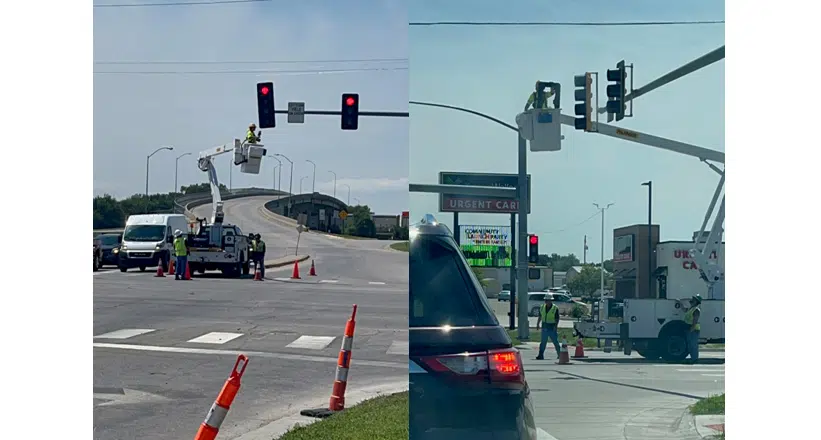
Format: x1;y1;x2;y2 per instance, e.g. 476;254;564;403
416;348;525;385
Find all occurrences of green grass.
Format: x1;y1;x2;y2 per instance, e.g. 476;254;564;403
277;392;408;440
507;328;599;348
689;393;725;415
390;242;409;252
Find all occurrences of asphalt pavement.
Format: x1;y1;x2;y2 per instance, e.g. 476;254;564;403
93;196;408;440
523;348;725;440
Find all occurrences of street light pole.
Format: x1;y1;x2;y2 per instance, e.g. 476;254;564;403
300;176;309;194
146;145;173;196
174;152;192;196
642;181;653;297
353;197;361;205
328;170;337;198
275;154;294;215
306;160;316;193
593;202;615;306
266;155;281;191
341;184;351;205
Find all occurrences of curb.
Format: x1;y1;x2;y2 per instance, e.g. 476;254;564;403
514;342;725;353
264;255;310;269
232;380;409;440
257;206;300;229
694;414;725;438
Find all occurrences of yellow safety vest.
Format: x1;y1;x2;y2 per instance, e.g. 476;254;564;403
256;241;266;253
250;240;257;252
173;237;187;257
246;130;258;143
526;90;552;110
684;306;701;331
540;304;559;324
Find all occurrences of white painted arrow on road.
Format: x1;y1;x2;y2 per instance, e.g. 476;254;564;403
93;388;171;407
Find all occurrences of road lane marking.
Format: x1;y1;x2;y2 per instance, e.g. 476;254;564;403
319;280;339;283
286;335;336;350
537;428;560;440
187;332;244;344
676;368;723;372
387;341;409;356
93;342;406;369
368;281;386;285
94;329;156;339
702;374;725;377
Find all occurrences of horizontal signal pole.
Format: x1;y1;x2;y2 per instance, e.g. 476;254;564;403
273;110;408;117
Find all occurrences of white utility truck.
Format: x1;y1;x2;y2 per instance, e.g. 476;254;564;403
186;139;265;277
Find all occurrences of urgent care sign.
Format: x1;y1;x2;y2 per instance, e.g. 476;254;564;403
438;171;532;214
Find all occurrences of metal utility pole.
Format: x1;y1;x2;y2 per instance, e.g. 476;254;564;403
306;159;316;193
593;202;614;302
642;181;653;297
274;153;294;215
266;155;281;190
146;146;173;201
174;152;191;195
341;184;351;205
300;176;309;194
328;170;337;198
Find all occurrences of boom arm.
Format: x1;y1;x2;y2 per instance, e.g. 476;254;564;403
198;143;234;246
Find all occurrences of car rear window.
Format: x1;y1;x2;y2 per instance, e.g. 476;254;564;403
409;235;497;328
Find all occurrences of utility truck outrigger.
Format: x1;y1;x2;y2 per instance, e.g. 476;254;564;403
186;139;266;278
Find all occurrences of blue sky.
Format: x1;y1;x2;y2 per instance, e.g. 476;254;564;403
410;0;725;259
93;0;408;214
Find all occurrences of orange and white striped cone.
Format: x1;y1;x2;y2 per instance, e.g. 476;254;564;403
572;336;587;359
557;340;571;365
194;354;249;440
300;304;358;418
254;265;262;281
169;259;175;275
154;260;165;277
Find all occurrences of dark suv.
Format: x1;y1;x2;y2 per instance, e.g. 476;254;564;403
409;214;537;440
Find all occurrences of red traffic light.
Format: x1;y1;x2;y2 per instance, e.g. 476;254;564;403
345;96;356;106
529;235;539;245
260;86;270;95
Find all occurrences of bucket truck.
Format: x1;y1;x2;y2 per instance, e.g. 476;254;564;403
561;119;725;361
186;139;266;277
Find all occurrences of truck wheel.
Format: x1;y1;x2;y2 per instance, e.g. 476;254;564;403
93;256;100;271
659;328;689;362
242;255;250;275
139;266;147;272
120;267;128;273
529;306;540;317
637;346;662;360
161;254;169;272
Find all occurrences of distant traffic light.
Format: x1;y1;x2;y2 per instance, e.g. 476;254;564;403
341;93;359;130
605;61;626;121
257;82;276;129
573;73;593;131
528;234;539;264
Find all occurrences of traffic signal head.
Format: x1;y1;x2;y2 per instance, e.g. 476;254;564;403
341;93;359;130
605;61;626;121
256;82;276;129
573;73;593;131
528;234;539;263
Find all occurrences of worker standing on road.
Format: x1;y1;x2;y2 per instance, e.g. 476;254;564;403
254;234;266;278
535;294;562;360
246;123;261;144
524;81;554;111
249;233;258;272
172;230;189;281
684;294;702;364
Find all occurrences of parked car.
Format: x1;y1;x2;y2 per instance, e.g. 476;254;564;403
525;292;590;317
409;214;537;440
498;290;511;302
94;233;122;267
93;238;102;272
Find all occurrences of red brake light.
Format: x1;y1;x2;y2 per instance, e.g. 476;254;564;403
416;348;525;384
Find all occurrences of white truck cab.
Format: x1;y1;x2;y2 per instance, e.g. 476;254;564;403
118;214;189;272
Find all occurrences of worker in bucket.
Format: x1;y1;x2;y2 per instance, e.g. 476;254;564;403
246;123;261;144
254;234;267;278
524;81;553;111
684;294;702;364
172;229;189;281
535;293;562;360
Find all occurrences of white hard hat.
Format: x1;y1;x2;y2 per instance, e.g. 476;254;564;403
174;229;182;237
543;293;554;301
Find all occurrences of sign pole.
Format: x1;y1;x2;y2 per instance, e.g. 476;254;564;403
516;134;530;340
509;212;516;330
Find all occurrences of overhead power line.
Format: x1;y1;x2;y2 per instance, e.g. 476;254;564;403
94;57;408;65
94;0;270;7
93;66;408;75
409;20;724;27
541;211;600;235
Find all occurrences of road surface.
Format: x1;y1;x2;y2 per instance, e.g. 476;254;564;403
93;196;408;440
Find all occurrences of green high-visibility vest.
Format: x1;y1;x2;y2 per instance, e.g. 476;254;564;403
250;240;257;252
256;241;266;253
173;237;187;257
540;304;559;324
684;306;701;331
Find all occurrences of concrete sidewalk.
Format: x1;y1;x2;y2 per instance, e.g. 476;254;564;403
694;415;725;438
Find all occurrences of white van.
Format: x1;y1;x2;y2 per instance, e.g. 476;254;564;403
118;214;189;272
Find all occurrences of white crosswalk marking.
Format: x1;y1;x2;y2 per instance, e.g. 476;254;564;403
675;366;724;378
369;281;386;285
286;336;336;350
187;332;244;344
319;279;339;283
94;329;155;339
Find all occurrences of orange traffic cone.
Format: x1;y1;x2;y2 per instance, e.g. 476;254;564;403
169;259;175;275
572;336;587;359
309;260;317;276
557;340;571;365
254;265;263;281
154;261;165;277
184;262;192;280
291;260;301;279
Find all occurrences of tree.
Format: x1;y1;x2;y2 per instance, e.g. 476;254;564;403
393;226;409;240
544;253;581;271
342;205;376;238
180;183;227;195
567;265;610;299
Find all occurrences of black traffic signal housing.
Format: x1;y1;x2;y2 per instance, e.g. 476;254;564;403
256;82;276;129
341;93;359;130
528;234;539;264
605;61;626;121
573;73;593;131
